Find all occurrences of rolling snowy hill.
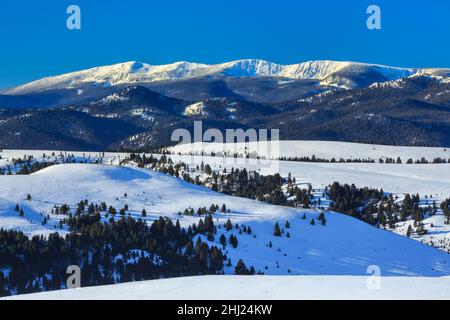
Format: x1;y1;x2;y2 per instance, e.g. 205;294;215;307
167;141;450;253
1;162;450;277
6;275;450;300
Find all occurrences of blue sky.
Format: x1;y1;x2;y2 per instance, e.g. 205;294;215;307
0;0;449;88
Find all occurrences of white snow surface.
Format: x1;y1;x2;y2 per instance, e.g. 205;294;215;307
169;140;450;196
166;154;450;197
5;275;450;300
169;140;450;163
4;59;447;94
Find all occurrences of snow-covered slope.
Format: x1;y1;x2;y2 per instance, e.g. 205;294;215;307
166;153;450;197
166;140;450;254
183;101;208;116
5;59;444;94
169;140;450;163
6;275;450;300
1;163;450;277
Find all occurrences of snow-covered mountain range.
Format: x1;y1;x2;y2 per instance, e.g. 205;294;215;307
1;59;450;149
3;59;450;94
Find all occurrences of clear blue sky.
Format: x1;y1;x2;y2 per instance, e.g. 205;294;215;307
0;0;449;88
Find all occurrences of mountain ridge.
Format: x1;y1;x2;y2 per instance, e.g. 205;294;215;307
4;59;449;95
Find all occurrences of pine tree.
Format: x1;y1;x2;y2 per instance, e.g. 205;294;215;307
229;234;238;248
406;225;412;237
318;211;326;226
219;234;227;247
234;259;250;275
285;220;290;229
274;222;282;237
249;266;255;275
225;218;232;231
14;204;19;212
416;222;427;235
310;218;315;225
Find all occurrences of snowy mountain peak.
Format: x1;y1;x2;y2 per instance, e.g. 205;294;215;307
125;61;146;72
3;59;450;95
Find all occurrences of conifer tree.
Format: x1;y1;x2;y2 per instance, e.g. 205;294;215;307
225;218;233;231
274;222;282;236
318;211;326;225
406;225;412;237
234;259;250;275
220;233;227;247
229;234;238;248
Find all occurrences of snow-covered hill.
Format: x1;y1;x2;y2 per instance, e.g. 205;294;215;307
5;59;447;94
1;163;450;277
169;140;450;164
6;275;450;300
167;141;450;251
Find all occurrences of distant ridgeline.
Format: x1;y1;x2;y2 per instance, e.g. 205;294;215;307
164;149;450;164
1;152;450;177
